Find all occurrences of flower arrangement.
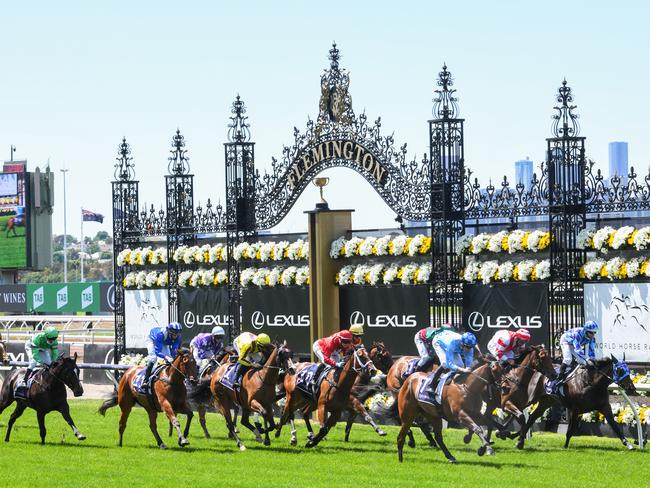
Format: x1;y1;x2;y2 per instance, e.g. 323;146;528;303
239;265;310;288
578;225;650;253
461;259;551;283
579;256;650;280
117;247;168;266
336;262;432;285
580;402;649;426
455;230;551;256
123;270;168;289
330;234;433;259
119;353;147;367
363;392;395;414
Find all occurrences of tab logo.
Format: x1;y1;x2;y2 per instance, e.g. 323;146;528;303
57;286;68;310
81;286;94;309
33;286;45;310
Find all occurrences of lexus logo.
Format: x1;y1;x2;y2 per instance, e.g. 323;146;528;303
349;311;417;328
250;311;309;330
467;311;543;331
183;311;229;329
106;284;115;311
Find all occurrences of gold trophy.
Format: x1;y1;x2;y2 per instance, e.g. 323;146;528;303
313;177;330;210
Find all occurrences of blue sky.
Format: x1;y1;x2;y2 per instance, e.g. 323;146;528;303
1;1;648;235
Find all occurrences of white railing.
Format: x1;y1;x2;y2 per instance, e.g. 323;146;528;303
609;383;649;450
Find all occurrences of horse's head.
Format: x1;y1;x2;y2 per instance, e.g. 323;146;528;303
351;346;378;377
529;345;557;380
487;360;503;384
369;341;394;373
611;355;636;396
50;353;83;397
275;340;296;375
176;347;198;385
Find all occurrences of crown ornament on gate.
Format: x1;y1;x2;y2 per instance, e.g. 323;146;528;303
227;95;252;143
317;42;354;126
432;64;458;120
114;137;135;181
168;129;191;175
551;79;580;138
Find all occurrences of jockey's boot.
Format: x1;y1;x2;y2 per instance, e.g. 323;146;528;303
21;368;34;387
556;363;570;384
233;364;247;389
429;367;446;395
142;360;155;393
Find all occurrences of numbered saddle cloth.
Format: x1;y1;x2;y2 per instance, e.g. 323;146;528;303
219;363;240;391
296;364;331;399
417;370;452;406
133;363;166;395
13;369;41;401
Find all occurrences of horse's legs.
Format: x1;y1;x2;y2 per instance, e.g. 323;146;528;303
198;406;211;439
37;411;47;444
181;405;194;440
348;396;386;438
397;402;417;463
214;397;245;451
600;402;634;450
302;410;315;441
58;401;86;441
289;414;298;446
249;400;272;447
564;409;579;449
306;408;341;448
117;393;135;447
344;410;356;442
239;409;263;443
517;396;554;450
159;399;188;447
4;402;27;442
416;421;437;447
430;415;456;463
457;410;494;456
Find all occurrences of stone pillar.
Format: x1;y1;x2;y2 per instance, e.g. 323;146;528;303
306;209;353;361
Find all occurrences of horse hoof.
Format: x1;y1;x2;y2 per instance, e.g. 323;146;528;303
407;439;415;449
307;433;314;441
254;436;263;444
204;434;211;440
305;441;314;449
377;429;387;437
625;443;635;450
274;431;281;439
159;444;167;450
496;431;508;440
239;445;246;452
448;457;457;464
264;438;271;447
290;437;297;446
486;448;495;456
516;441;524;450
234;428;240;434
179;438;190;447
508;432;519;440
477;446;486;457
463;434;472;444
488;440;495;445
77;434;87;441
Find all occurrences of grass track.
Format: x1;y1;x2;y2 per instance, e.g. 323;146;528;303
0;400;647;488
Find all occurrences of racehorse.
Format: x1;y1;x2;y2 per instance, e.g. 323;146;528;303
98;347;197;449
463;345;557;444
397;362;503;463
0;354;85;444
3;216;24;237
385;354;438;448
516;356;638;450
209;342;295;450
275;346;376;448
341;341;392;441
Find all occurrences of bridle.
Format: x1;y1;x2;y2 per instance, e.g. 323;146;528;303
351;348;375;375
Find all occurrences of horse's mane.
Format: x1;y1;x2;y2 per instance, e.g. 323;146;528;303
177;347;191;355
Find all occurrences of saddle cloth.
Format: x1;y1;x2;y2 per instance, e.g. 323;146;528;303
295;364;331;399
219;363;240;391
418;370;453;406
13;369;41;401
544;364;581;396
133;363;166;395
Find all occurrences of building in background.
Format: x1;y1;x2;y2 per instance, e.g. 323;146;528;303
515;157;534;189
609;141;629;184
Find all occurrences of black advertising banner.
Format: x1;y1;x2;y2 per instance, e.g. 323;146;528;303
83;344;115;384
0;284;27;313
178;288;230;343
3;341;70;363
241;287;310;355
339;286;429;356
462;283;549;350
99;282;115;313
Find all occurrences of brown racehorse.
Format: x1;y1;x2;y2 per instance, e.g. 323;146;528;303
463;345;557;445
386;354;437;447
275;346;375;448
209;343;295;450
397;362;503;463
98;347;198;449
516;356;637;450
0;354;85;444
3;216;24;237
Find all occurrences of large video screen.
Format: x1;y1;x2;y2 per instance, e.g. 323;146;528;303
0;172;28;268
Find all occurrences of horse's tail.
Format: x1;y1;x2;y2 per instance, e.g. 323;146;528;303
98;390;118;416
187;377;212;405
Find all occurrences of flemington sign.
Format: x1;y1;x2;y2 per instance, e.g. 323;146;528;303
286;140;387;190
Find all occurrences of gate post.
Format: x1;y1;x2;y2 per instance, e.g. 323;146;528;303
165;130;195;325
429;65;466;328
547;80;587;353
112;138;139;361
225;96;256;339
306;208;352;360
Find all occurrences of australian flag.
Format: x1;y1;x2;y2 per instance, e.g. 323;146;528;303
82;209;104;223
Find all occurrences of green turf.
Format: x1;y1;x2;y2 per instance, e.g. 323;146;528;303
0;215;27;268
0;400;647;488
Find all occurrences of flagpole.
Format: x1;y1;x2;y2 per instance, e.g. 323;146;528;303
80;208;84;282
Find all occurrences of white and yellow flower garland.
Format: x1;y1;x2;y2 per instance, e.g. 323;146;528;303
580;256;650;280
240;265;310;287
577;225;650;253
330;234;432;259
461;259;550;284
336;262;432;286
455;230;551;256
123;270;169;289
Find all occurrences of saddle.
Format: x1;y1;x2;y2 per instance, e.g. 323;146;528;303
296;364;332;400
133;363;166;396
544;364;581;397
14;370;41;401
219;363;240;392
418;370;454;407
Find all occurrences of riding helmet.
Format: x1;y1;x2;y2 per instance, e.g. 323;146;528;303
44;326;59;340
583;320;599;333
514;329;531;341
461;332;477;347
256;333;271;345
338;330;354;342
349;324;364;336
211;326;225;337
167;322;183;332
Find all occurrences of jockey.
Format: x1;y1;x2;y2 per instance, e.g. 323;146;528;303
487;329;531;367
428;330;477;390
349;324;364;347
403;323;454;379
557;320;598;383
142;322;182;389
189;326;226;372
21;327;60;386
232;331;272;387
312;330;355;383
